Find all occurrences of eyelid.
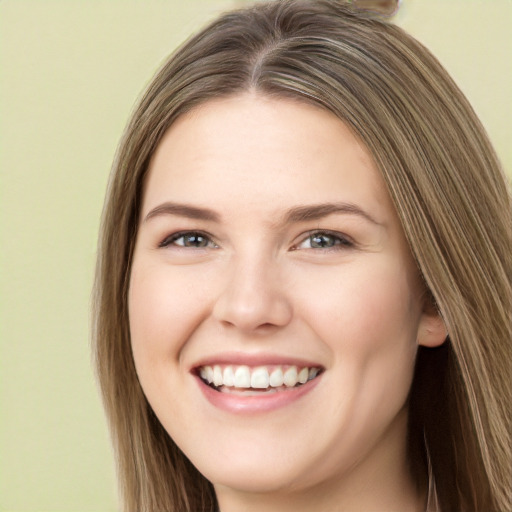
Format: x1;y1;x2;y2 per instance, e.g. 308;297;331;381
292;229;355;250
158;230;218;249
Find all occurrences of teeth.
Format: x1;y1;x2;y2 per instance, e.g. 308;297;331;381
298;367;309;384
213;365;223;386
200;366;214;384
199;364;321;390
251;367;270;389
269;367;284;387
234;365;251;388
283;366;298;387
223;366;235;387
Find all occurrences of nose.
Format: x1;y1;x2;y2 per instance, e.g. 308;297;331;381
212;254;293;334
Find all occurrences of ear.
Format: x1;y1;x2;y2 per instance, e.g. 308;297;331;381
417;299;448;348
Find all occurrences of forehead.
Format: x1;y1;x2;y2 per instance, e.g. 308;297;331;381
143;93;395;224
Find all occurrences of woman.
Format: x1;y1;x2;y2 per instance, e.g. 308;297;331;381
93;1;511;510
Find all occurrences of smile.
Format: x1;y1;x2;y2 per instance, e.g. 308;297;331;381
198;364;322;394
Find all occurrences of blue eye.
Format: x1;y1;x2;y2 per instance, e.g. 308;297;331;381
296;231;353;250
159;231;217;249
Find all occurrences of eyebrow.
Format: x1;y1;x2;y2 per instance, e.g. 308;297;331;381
282;202;382;226
143;201;382;226
144;202;220;223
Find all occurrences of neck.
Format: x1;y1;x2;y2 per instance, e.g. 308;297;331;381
215;409;426;512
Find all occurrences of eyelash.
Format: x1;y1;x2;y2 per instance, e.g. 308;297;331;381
159;231;218;249
292;230;354;251
158;230;353;251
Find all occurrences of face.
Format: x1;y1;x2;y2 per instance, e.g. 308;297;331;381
129;94;441;499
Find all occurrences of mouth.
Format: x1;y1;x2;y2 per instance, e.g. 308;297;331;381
196;364;323;396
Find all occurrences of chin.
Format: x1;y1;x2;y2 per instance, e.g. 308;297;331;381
182;432;333;496
204;462;307;495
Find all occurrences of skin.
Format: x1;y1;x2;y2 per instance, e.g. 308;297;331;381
128;93;446;512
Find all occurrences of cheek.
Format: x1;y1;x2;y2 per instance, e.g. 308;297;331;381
302;259;420;347
127;260;217;424
297;261;421;443
297;258;421;407
128;262;210;368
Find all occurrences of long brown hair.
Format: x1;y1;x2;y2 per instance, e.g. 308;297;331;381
93;1;512;510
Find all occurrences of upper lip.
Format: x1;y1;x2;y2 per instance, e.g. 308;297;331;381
190;351;325;371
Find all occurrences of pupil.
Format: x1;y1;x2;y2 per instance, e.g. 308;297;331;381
185;234;207;247
311;234;334;248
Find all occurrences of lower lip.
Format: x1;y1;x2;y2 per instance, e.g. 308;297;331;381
195;375;321;413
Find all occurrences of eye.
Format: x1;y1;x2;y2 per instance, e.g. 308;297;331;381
293;231;353;250
159;231;218;249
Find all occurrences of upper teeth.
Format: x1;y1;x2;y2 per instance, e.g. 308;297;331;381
199;365;320;389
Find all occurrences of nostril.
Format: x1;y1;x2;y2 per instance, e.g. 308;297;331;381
213;288;293;332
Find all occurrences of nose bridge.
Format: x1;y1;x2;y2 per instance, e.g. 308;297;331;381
212;246;292;332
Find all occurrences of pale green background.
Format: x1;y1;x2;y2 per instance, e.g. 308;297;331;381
0;1;510;511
